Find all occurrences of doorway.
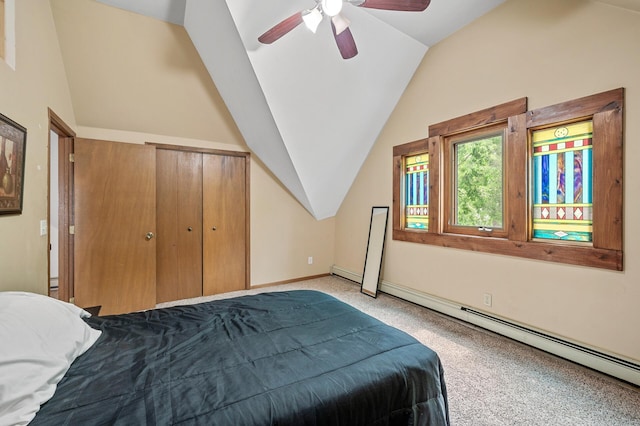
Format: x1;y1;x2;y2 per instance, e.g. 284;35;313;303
48;109;75;301
49;130;59;297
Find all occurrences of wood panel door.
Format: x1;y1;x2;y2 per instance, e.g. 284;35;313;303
156;149;203;303
74;139;156;315
202;154;247;295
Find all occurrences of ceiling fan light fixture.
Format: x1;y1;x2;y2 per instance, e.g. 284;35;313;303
331;14;350;35
302;7;323;33
322;0;343;17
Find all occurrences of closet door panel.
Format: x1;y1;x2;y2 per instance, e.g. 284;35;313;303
74;138;156;315
202;154;246;295
156;149;203;303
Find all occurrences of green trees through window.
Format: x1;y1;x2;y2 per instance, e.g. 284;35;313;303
454;133;503;228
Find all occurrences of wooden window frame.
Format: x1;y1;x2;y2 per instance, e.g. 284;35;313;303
443;122;508;238
392;89;623;270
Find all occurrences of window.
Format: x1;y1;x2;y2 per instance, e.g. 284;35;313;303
1;0;14;69
0;0;5;60
393;89;623;270
404;153;429;230
444;123;507;238
393;138;430;233
531;120;593;242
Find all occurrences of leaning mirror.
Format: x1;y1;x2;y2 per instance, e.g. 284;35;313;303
361;206;389;298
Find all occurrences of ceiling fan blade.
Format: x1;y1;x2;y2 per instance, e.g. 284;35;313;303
258;12;304;44
331;13;351;35
356;0;431;12
331;21;358;60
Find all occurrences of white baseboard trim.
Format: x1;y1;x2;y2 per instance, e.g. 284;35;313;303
330;265;640;387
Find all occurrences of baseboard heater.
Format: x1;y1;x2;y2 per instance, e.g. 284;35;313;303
462;306;640;377
330;265;640;387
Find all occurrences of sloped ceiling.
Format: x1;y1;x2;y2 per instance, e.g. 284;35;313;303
79;0;506;219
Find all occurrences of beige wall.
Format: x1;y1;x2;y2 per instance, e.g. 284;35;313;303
335;0;640;363
0;0;76;293
49;0;243;145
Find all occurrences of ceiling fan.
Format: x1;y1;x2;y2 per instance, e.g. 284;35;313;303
258;0;431;60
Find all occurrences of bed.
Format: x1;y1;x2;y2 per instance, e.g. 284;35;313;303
0;290;449;425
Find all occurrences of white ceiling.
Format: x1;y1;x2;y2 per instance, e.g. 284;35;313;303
96;0;506;219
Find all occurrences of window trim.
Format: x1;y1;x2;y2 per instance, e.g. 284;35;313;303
443;122;508;238
392;90;623;270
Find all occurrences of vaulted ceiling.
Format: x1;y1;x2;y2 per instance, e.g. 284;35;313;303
75;0;509;219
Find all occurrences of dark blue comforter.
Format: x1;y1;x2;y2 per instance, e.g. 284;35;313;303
33;290;449;425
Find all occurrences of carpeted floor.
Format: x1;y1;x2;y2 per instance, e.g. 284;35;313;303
157;275;640;425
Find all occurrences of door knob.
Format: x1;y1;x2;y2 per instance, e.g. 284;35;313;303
187;227;192;232
145;232;155;241
212;226;217;231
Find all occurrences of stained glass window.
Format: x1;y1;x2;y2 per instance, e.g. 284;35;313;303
404;153;429;230
532;120;593;242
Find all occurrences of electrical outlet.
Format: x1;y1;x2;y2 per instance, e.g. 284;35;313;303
308;256;313;265
40;220;47;236
483;293;492;307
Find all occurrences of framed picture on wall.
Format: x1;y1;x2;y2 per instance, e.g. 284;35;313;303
0;112;27;215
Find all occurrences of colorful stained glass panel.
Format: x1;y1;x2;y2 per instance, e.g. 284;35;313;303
532;121;593;242
405;153;429;230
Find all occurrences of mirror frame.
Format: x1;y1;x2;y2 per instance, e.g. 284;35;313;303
361;206;389;298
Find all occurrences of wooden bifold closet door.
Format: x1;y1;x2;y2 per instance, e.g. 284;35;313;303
73;141;248;314
156;149;203;303
202;154;246;295
156;148;248;302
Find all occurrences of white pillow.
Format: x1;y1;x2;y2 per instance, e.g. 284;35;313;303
0;292;102;426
